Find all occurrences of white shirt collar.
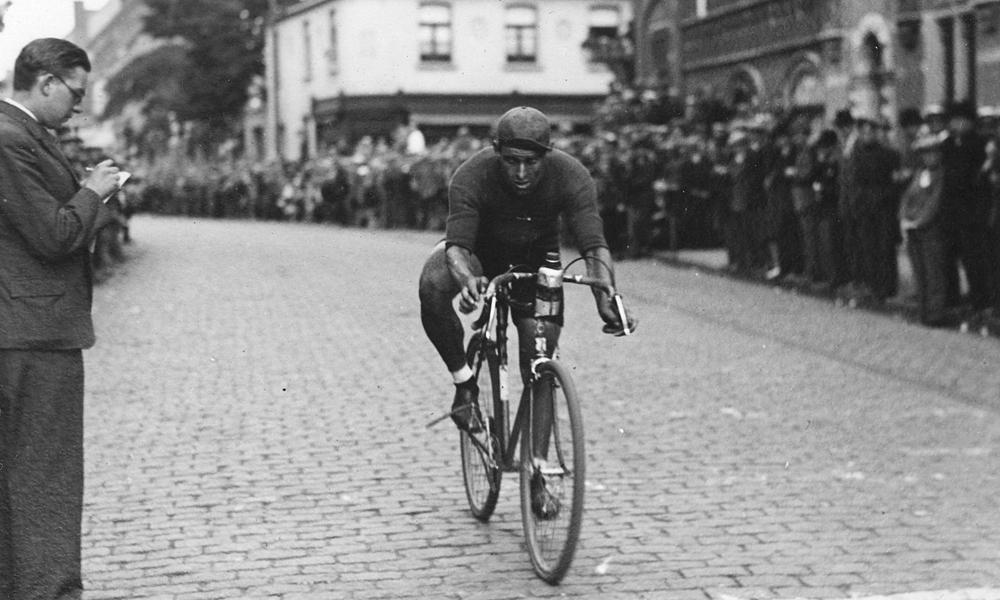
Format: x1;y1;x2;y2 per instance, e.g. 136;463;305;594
2;98;39;122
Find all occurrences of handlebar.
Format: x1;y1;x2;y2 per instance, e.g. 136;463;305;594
482;269;633;337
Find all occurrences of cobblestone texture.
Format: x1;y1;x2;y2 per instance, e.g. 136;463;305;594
81;216;1000;599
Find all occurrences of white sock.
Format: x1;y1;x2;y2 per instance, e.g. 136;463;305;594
451;366;473;384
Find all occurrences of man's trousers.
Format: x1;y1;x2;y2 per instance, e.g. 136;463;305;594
0;349;85;600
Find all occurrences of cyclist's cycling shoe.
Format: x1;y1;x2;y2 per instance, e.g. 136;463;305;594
450;380;483;433
530;470;560;520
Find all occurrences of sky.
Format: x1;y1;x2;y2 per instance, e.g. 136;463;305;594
0;0;110;77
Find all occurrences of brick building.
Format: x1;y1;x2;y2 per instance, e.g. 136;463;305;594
632;0;1000;124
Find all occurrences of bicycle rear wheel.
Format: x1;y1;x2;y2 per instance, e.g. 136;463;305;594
460;333;503;521
519;359;585;584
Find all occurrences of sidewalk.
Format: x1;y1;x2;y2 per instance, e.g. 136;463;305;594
651;246;1000;339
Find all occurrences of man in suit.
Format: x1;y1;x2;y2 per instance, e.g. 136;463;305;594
0;38;123;600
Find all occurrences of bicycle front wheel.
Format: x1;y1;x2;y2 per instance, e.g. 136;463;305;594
519;359;585;584
460;333;502;522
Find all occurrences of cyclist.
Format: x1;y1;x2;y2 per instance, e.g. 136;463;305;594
418;106;636;437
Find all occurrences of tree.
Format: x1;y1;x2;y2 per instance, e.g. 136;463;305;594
141;0;268;137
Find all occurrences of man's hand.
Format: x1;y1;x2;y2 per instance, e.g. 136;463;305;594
82;159;121;199
582;246;636;335
458;275;488;314
597;294;637;336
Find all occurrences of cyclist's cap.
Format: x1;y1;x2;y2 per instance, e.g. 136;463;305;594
494;106;553;153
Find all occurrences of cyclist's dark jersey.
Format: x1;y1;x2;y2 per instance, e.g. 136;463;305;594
445;147;608;278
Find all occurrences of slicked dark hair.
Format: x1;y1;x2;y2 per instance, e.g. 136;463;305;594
13;38;91;92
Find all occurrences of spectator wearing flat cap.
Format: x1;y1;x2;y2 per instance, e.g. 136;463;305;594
940;99;993;313
899;133;950;325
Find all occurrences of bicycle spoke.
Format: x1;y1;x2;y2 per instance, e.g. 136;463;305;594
460;334;503;521
520;360;585;584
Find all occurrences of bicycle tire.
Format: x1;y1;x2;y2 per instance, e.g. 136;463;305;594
460;333;503;521
519;359;585;584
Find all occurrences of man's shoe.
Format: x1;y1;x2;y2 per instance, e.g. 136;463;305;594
530;470;560;520
451;380;483;433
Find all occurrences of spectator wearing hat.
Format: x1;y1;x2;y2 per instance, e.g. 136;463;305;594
761;120;804;281
844;114;901;302
833;108;857;159
795;129;843;290
924;104;948;135
940;99;992;313
899;133;949;325
723;126;767;272
622;135;659;258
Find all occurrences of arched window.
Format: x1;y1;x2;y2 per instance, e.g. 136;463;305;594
790;72;822;106
420;2;452;62
506;5;538;63
729;69;762;109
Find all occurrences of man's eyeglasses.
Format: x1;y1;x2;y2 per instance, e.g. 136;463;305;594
50;73;85;105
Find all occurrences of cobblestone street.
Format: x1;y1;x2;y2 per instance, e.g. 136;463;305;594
81;215;1000;600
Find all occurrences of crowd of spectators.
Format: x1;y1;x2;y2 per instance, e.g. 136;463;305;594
116;94;1000;329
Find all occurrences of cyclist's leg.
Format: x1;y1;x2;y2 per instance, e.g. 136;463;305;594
419;242;489;429
418;241;484;374
513;314;561;459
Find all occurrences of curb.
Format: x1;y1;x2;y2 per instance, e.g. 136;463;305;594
650;249;1000;340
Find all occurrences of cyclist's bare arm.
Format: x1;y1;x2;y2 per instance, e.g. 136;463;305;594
446;244;488;313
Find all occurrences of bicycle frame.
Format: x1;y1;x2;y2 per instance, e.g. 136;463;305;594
468;275;539;475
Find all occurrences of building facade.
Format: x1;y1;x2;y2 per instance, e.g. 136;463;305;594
264;0;632;161
896;0;1000;111
634;0;899;122
633;0;1000;123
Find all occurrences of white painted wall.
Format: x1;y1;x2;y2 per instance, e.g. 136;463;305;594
267;0;630;159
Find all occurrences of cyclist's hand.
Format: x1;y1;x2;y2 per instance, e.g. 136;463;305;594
598;296;637;336
458;275;488;314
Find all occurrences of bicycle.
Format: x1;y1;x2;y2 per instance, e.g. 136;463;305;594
436;257;632;584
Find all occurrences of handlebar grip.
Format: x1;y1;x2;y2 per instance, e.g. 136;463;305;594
613;294;631;336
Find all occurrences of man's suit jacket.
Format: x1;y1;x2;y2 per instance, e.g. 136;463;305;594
0;101;114;349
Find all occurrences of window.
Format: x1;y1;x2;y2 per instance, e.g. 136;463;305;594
696;0;707;18
586;6;621;63
327;9;339;72
419;2;452;62
506;5;538;63
303;19;312;82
